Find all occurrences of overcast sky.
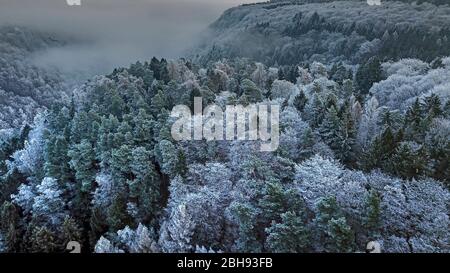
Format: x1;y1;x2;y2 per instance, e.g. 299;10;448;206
0;0;263;75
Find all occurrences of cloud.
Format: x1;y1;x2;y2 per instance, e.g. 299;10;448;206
0;0;261;75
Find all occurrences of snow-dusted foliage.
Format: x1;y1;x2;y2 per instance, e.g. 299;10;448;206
11;184;36;215
0;26;71;130
371;60;450;112
194;1;450;66
31;177;66;226
94;236;124;253
0;1;449;254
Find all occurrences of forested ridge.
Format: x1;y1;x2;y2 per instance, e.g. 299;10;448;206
195;0;450;66
0;0;449;253
0;26;71;130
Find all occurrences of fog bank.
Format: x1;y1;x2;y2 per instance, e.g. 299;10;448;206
0;0;262;75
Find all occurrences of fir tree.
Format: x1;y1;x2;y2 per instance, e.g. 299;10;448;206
293;90;308;113
265;211;310;253
30;226;57;253
107;195;132;232
68;140;96;193
364;190;381;236
326;217;355;253
355;57;383;98
0;202;20;252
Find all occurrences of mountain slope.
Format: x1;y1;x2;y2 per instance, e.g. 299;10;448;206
194;0;450;65
0;26;71;129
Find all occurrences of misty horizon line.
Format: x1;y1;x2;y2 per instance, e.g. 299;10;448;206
0;0;264;77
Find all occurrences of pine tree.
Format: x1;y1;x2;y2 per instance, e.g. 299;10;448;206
315;196;341;227
338;101;357;166
444;100;450;118
319;106;343;157
44;135;71;184
363;127;399;171
32;177;66;227
298;127;316;160
129;147;161;224
240;79;263;103
68;140;96;193
293;90;308;112
308;94;325;128
157;140;181;177
228;202;262;253
326;217;355;253
94;236;124;253
107;195;132;232
258;182;305;224
60;216;82;250
150;57;161;80
30;226;57;253
355;57;382;98
89;207;108;248
265;211;310;253
110;145;132;181
331;62;350;84
341;79;354;99
314;196;356;252
389;142;426;179
404;98;425;141
0;202;20;252
423;94;443;119
159;59;171;83
364;190;381;236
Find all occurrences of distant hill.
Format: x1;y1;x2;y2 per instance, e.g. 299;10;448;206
194;0;450;65
0;26;70;129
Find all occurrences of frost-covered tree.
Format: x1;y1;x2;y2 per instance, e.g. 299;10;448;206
94;236;124;253
116;224;159;253
32;177;66;226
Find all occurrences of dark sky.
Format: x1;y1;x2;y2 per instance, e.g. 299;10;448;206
0;0;262;75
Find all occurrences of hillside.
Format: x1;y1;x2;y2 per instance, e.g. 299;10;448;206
194;0;450;65
0;1;449;254
0;26;71;130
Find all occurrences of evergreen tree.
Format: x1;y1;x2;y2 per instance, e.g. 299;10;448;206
298;128;316;160
44;135;71;184
293;90;308;112
157;140;181;177
315;196;341;227
363;127;399;171
240;79;263;104
423;94;443;119
307;94;325;128
32;177;66;227
338;101;357;166
68;140;96;193
389;142;426;179
326;217;355;253
319;106;343;158
107;195;132;232
265;211;310;253
30;226;57;253
228;202;262;253
258;182;305;224
129;147;161;224
355;57;383;98
0;202;20;252
60;216;82;251
364;190;381;236
150;57;161;80
314;196;356;252
404;98;425;141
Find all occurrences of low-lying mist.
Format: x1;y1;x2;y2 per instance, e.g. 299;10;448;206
0;0;261;76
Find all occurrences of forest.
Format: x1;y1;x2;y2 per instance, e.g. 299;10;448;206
0;0;449;253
